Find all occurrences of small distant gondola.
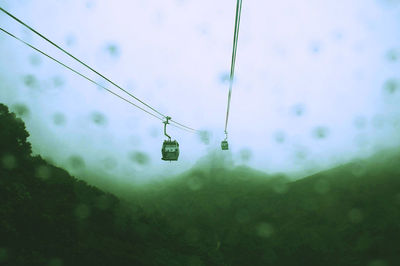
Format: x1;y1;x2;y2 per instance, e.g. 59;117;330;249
161;117;180;161
221;140;229;150
221;131;229;150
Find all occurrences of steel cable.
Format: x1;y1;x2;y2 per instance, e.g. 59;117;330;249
0;7;199;133
224;0;243;135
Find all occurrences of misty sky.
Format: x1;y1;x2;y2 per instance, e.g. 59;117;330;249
0;0;399;183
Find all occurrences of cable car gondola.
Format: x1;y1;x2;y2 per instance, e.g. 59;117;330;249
221;140;229;150
221;0;242;152
221;132;229;150
161;117;180;161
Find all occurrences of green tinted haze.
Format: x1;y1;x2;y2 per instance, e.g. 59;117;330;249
0;0;399;184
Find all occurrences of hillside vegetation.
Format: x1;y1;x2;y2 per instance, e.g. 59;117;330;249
129;151;400;266
1;103;400;266
0;104;199;266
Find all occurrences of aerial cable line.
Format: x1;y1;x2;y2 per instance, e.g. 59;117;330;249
0;28;192;162
0;7;165;119
0;27;165;121
224;0;242;137
170;119;197;133
0;7;199;133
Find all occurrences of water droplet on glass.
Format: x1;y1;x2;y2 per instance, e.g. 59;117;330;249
256;222;274;238
75;204;90;220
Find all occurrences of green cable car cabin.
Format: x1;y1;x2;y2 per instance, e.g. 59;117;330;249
162;140;179;161
161;116;180;161
221;140;229;150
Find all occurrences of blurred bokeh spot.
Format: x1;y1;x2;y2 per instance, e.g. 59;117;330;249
65;35;76;47
351;161;367;177
309;41;322;54
1;154;17;170
105;43;121;58
68;155;85;170
11;103;30;118
272;178;288;194
383;79;399;94
129;151;150;165
312;126;329;139
368;259;387;266
52;76;65;88
186;175;203;191
348;208;363;224
35;165;52;180
356;234;372;251
239;148;252;163
386;48;399;62
0;248;7;263
197;130;211;145
86;1;96;9
274;130;286;143
90;111;107;126
294;147;308;161
291;103;306;116
48;258;63;266
75;204;90;220
23;74;39;89
218;72;230;84
29;54;42;66
256;222;274;238
53;112;67;126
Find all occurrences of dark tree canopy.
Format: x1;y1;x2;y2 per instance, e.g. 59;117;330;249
0;104;32;159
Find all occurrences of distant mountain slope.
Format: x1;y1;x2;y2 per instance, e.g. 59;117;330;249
130;151;400;266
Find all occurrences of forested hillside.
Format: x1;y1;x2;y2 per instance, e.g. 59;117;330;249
0;103;199;266
1;102;400;266
130;151;400;266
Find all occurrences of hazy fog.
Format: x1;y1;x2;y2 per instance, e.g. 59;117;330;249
0;0;399;184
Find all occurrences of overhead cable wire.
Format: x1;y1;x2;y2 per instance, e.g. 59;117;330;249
0;7;166;119
224;0;242;135
170;119;198;133
0;7;200;133
169;121;198;133
0;27;165;121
